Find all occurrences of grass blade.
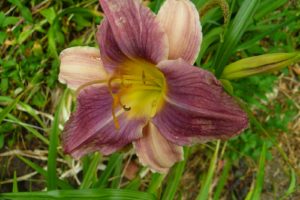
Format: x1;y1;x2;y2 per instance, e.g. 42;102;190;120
213;159;232;200
247;142;267;200
0;189;156;200
196;27;223;66
245;182;255;200
153;0;164;13
94;153;123;188
196;141;221;200
192;0;206;9
213;0;260;77
125;177;141;190
47;116;60;190
254;0;288;20
147;173;166;197
237;15;300;51
0;108;49;145
0;93;23;125
47;91;65;190
16;155;72;189
110;155;123;189
80;153;101;189
12;171;18;193
0;96;46;129
161;147;189;200
280;168;297;199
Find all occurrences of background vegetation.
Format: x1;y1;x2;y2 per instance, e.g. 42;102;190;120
0;0;299;199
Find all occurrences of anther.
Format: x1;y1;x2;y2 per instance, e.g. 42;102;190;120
122;105;131;111
75;79;108;96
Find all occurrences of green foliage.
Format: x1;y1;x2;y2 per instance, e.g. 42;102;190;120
0;189;156;200
213;0;261;77
0;0;299;199
94;153;123;188
47;90;65;190
245;142;267;200
213;159;232;200
196;141;220;200
162;147;189;200
80;153;101;189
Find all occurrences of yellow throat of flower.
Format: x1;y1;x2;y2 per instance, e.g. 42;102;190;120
109;59;167;126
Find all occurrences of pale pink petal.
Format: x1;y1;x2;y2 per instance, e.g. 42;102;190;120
63;85;147;158
59;46;107;90
134;123;183;173
98;0;169;68
152;59;248;145
157;0;202;64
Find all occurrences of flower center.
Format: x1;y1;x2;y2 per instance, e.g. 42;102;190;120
108;59;167;127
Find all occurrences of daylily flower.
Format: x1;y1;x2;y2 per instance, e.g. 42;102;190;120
59;0;248;173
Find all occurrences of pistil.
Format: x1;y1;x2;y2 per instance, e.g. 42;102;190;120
108;63;166;129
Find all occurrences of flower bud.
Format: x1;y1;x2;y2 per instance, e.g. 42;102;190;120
221;53;300;80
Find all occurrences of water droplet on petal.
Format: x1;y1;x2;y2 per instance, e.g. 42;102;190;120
115;17;126;27
108;2;122;12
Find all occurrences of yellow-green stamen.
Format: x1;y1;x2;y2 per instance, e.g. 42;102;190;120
74;59;167;130
108;59;167;127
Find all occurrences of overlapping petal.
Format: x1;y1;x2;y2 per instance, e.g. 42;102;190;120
96;19;127;73
134;123;183;173
98;0;169;68
63;85;147;158
153;59;248;145
157;0;202;64
59;47;107;90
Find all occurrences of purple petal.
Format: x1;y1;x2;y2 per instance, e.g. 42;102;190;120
152;59;248;145
96;19;126;73
134;123;183;173
98;0;168;67
157;0;202;64
63;85;147;158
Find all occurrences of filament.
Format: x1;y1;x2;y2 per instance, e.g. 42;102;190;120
75;79;108;96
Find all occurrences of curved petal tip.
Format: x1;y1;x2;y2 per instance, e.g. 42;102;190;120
157;0;202;64
154;59;248;145
59;46;107;90
134;123;183;173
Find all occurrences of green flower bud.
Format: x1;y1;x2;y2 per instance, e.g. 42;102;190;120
221;53;300;80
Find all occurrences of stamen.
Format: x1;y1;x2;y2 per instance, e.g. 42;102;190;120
108;76;120;94
107;77;121;130
108;76;131;130
112;96;120;130
114;92;132;112
107;64;165;124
